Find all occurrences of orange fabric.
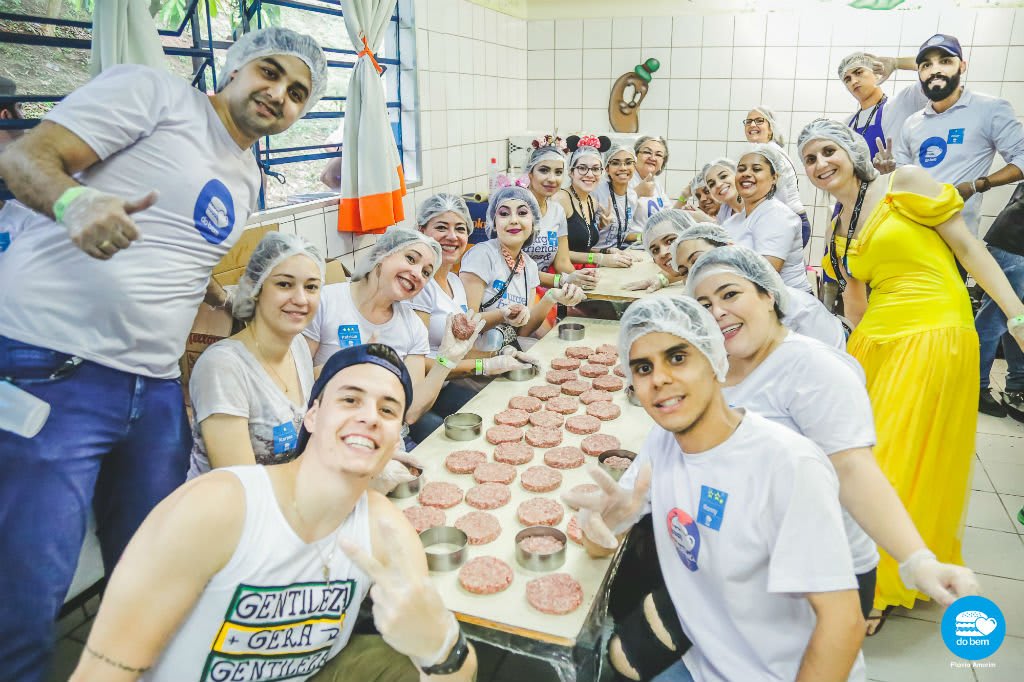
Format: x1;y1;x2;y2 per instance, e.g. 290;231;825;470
358;35;383;74
337;165;406;234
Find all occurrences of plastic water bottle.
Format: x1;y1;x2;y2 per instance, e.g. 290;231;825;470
487;157;500;197
0;381;50;437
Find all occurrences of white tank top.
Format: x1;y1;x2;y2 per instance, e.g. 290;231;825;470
143;466;372;682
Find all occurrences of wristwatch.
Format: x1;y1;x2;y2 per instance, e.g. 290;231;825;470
419;629;470;676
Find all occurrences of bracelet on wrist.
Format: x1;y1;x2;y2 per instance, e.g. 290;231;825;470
587;253;595;264
553;274;562;288
475;359;484;376
656;273;670;286
436;356;456;369
53;186;91;224
1008;314;1024;332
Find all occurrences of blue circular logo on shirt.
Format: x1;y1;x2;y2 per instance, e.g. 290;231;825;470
193;179;236;245
941;596;1005;660
919;136;948;168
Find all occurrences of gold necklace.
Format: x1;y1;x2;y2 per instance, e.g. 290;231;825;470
250;326;291;395
291;480;343;587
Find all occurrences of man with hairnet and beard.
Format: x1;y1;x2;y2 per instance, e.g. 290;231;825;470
892;33;1024;421
0;27;327;681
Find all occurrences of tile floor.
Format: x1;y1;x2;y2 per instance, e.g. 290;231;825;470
47;362;1024;682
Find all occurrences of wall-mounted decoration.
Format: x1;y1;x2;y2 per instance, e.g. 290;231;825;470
608;58;660;133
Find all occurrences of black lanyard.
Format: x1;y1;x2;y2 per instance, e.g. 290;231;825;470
609;181;627;248
830;181;868;292
851;95;887;135
482;251;524;310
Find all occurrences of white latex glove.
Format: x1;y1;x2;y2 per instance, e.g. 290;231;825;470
436;311;485;364
482;353;531;376
58;187;158;260
368;458;417;495
563;268;600;290
545;282;586;306
339;516;461;665
561;464;652;550
502;303;530;327
872;137;896;174
899;549;980;607
599;251;633;268
866;53;897;83
624;273;670;293
392;450;425;474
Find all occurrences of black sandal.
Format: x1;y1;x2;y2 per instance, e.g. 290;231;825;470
865;605;895;637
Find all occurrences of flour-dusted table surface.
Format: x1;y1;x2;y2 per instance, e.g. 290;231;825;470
585;257;684;302
406;317;655;680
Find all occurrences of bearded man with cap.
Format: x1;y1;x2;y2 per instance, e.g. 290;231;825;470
0;27;327;680
70;344;477;682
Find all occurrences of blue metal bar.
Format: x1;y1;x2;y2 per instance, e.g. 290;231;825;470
262;151;341;165
260;142;341;155
0;0;203;38
0;31;216;60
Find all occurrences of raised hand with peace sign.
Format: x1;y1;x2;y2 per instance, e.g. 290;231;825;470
872;137;896;174
561;462;652;552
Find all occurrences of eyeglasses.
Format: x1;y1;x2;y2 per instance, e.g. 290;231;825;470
574;166;603;176
743;117;767;126
636;149;665;158
607;159;636;168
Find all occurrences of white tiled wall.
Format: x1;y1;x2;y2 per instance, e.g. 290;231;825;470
243;4;1024;275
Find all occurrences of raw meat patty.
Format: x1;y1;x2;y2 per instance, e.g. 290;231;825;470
526;426;563;448
588;352;617;366
545;369;577;385
402;505;446;533
592;375;625;392
465;483;511;510
529;385;562;401
613;365;625;377
582;434;621;456
517;498;565;526
520;466;563;493
493;442;535;465
603;455;634;470
458;556;513;595
445;449;487;474
565;414;601;435
518;535;565;555
509;395;542;413
454;511;501;545
565;346;595;359
597;344;618;356
418;482;464;509
579;389;613;405
579;363;608;378
561;380;591;396
550;357;581;371
587;402;621;421
486;425;523;445
526;573;583;614
451;313;477;340
473;461;517;485
567;516;583;544
545;396;579;415
529;411;564;429
544;446;585;469
494;409;530;427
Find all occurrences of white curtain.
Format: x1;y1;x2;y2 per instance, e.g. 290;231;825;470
90;0;166;76
338;0;405;233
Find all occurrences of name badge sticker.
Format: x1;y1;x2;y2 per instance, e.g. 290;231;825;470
547;231;559;247
460;304;469;312
698;485;729;531
272;422;298;455
337;324;362;348
948;128;965;144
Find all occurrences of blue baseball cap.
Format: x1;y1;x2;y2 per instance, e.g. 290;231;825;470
916;34;963;64
296;344;413;451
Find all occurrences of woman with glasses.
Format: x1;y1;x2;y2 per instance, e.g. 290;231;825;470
553;138;633;268
630;135;672;231
742;106;812;246
592;143;641;254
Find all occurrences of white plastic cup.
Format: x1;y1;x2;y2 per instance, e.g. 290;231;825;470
0;381;51;438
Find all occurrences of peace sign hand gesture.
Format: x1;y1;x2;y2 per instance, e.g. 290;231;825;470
561;463;652;549
598;198;614;229
872;137;896;174
339;517;460;664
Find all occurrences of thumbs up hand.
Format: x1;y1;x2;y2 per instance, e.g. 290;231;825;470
57;187;158;260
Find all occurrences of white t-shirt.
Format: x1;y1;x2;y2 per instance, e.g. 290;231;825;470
785;287;846;349
187;336;314;479
458;239;541;311
715;203;735;225
849;84;930;151
734;198;812;293
629;172;670;231
409;273;469;357
0;65;260;379
620;413;865;682
592;180;639;249
0;199;33;253
521;200;567;271
722;332;879;573
303;282;429;366
895;88;1024;234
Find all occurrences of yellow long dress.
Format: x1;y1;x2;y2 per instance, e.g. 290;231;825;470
827;174;977;611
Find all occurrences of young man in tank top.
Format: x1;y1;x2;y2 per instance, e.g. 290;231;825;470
70;345;477;682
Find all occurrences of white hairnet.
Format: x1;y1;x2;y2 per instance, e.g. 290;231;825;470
837;52;876;80
231;232;326;322
604;143;636;165
218;27;329;116
750;105;786;147
525;145;567;174
416;193;471;228
688;172;708;197
670;224;733;273
352;226;442;282
643;208;700;242
618;295;729;384
633;135;670;174
702;158;737;185
569;145;603;170
684;245;790;317
797;118;879;182
486;186;541;243
742;143;787;178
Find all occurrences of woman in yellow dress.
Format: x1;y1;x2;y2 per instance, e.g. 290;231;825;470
797;119;1024;632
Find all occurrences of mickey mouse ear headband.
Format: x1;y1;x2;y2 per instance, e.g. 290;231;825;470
566;134;612;153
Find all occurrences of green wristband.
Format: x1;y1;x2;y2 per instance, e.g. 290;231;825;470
1009;314;1024;332
436;356;456;369
657;273;670;287
553;274;562;288
53;186;90;224
587;253;595;264
475;359;484;376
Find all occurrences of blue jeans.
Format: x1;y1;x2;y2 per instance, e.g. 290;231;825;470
0;336;191;682
975;246;1024;392
653;660;696;682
